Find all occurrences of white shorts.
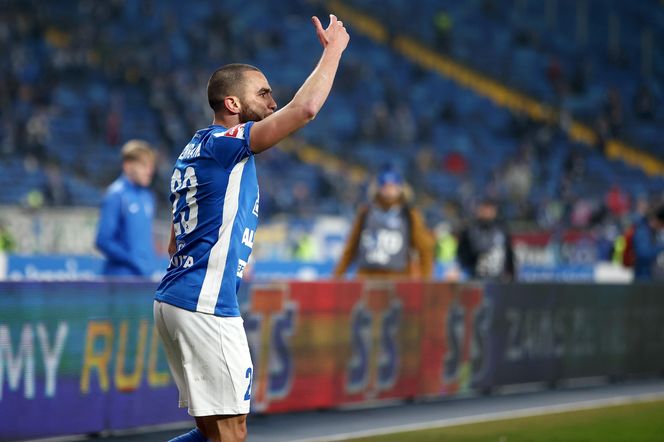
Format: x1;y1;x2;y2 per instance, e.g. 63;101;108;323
153;300;253;416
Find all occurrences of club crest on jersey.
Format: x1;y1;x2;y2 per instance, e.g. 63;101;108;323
223;124;246;139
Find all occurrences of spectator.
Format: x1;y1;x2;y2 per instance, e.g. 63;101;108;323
605;184;630;218
0;221;16;253
503;155;532;202
632;204;664;281
633;84;655;121
442;150;468;175
433;10;453;53
95;140;157;277
334;167;434;279
42;162;73;206
603;87;623;137
457;198;516;281
434;222;458;264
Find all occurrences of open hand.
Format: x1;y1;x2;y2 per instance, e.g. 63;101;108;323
312;14;350;52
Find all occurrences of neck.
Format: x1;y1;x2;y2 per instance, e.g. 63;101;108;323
213;113;240;128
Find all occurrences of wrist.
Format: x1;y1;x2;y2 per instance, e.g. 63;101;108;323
323;44;344;58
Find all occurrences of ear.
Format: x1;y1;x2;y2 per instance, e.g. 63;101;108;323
224;96;241;114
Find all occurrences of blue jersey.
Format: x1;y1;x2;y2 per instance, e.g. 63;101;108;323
155;123;259;316
96;175;156;277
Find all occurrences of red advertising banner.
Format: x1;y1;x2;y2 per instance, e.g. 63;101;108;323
243;280;489;413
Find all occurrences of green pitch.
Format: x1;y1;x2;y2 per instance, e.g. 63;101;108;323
349;399;664;442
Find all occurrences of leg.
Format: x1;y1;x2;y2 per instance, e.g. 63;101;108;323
196;414;248;442
160;308;252;441
168;426;207;442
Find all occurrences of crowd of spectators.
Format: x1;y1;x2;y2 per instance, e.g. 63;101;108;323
1;0;663;246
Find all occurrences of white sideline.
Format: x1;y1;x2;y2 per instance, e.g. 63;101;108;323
291;391;664;442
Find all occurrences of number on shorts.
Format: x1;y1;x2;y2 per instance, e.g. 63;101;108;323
244;367;253;400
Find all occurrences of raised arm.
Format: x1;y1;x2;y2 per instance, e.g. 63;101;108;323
249;14;349;153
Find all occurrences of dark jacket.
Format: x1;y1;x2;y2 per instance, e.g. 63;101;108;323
457;220;515;281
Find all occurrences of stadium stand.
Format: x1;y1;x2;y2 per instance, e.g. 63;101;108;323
1;0;662;232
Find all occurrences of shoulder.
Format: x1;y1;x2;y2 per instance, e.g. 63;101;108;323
357;204;372;217
104;177;126;198
206;123;255;165
634;219;650;235
108;177;125;192
406;205;423;218
210;123;253;143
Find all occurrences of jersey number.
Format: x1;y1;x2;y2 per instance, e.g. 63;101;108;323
171;167;199;235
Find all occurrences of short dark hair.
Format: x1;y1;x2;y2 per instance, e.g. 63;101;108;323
207;63;260;113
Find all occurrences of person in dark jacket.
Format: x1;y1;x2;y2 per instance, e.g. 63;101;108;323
632;204;664;281
457;198;516;282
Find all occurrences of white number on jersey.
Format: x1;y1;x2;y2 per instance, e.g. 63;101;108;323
171;166;199;235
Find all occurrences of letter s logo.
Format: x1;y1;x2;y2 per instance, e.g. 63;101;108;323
346;304;372;393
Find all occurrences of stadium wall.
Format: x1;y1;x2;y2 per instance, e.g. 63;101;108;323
1;281;662;440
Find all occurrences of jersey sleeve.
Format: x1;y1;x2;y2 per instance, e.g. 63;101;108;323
208;122;255;169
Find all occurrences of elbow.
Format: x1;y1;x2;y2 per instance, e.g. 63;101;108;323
300;103;318;121
95;239;105;254
95;235;109;254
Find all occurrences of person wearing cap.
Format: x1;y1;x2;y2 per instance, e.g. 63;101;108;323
456;198;516;282
632;204;664;281
334;168;434;279
95;139;157;277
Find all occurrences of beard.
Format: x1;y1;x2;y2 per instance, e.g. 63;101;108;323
239;104;267;123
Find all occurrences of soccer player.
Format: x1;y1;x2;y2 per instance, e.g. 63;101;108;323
153;15;349;442
95;140;157;277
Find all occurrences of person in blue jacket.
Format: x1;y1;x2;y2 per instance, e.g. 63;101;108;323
96;140;157;277
633;204;664;281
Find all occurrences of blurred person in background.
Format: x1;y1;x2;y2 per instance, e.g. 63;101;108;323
632;204;664;281
612;196;649;269
457;198;516;282
95;140;156;277
0;221;16;253
334;166;434;279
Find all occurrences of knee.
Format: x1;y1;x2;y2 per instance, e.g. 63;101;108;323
236;425;247;442
234;417;248;442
